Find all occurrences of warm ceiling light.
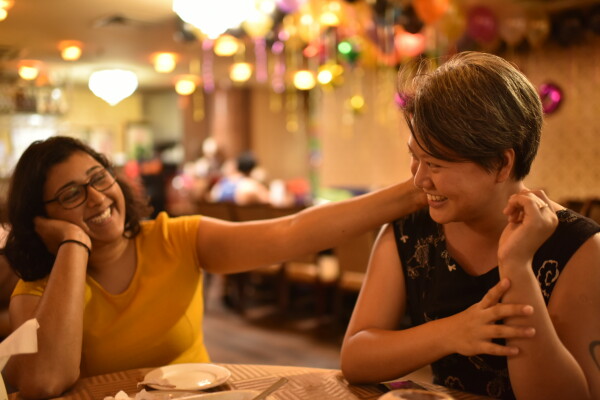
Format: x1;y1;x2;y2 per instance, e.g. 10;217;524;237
174;75;199;95
229;62;253;83
152;52;178;73
0;9;7;21
293;70;316;91
59;40;83;61
17;60;41;80
172;0;254;38
214;35;239;57
88;69;138;106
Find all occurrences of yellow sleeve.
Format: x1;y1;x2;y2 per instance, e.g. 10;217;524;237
12;277;49;297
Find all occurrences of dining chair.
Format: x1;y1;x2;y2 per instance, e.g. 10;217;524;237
581;198;600;224
194;201;236;221
224;203;286;315
332;229;378;325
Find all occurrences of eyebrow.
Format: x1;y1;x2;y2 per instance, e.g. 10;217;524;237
53;165;103;194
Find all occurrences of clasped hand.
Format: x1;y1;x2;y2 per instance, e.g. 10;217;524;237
448;278;535;357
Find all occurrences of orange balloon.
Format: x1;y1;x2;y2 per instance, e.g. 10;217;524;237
413;0;450;25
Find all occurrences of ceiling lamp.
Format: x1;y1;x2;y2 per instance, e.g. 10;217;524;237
0;0;13;21
229;62;253;83
172;0;254;39
175;75;199;95
17;60;41;81
152;52;178;73
214;35;240;57
59;40;83;61
88;69;138;106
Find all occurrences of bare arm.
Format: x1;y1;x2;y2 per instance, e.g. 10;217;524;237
341;225;535;384
499;192;600;400
4;219;91;399
197;179;426;274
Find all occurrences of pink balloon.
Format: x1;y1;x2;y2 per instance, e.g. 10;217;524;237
276;0;306;13
467;6;498;43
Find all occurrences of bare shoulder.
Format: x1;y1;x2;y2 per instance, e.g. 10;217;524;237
548;232;600;330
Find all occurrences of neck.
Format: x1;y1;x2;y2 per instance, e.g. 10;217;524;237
88;235;131;273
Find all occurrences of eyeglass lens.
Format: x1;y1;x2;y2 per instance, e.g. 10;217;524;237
57;170;115;208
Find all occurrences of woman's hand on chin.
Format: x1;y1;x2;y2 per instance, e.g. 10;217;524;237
34;216;91;255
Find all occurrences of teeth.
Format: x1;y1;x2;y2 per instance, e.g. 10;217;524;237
427;194;446;202
89;208;111;224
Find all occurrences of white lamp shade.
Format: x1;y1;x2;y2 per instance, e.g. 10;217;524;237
88;69;138;106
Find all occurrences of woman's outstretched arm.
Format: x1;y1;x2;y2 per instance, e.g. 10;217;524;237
196;178;426;274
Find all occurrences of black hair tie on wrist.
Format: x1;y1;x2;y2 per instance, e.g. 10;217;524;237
59;239;91;256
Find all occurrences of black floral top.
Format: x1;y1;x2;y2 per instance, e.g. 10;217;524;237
392;208;600;399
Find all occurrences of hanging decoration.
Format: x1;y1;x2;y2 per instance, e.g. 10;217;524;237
538;82;563;115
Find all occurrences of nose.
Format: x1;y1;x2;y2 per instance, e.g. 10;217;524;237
412;160;431;190
85;184;106;206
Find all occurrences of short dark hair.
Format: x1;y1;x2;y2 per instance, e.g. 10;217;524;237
398;51;543;180
236;152;257;176
1;136;152;281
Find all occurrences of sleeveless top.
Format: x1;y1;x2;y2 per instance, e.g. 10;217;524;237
392;208;600;399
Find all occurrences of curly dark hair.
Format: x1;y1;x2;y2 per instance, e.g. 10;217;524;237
397;51;543;180
1;136;152;281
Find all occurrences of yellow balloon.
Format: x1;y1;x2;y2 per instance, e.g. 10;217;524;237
526;10;550;48
438;3;466;42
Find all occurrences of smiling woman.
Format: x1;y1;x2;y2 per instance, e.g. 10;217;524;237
0;135;426;399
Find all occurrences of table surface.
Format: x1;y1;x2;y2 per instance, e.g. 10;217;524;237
9;363;492;400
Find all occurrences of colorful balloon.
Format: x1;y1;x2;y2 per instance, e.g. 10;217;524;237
413;0;449;25
538;83;563;114
467;6;498;43
526;10;550;48
438;3;466;42
498;6;527;46
276;0;307;14
395;30;426;58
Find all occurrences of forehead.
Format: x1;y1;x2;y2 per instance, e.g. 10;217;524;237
44;151;102;190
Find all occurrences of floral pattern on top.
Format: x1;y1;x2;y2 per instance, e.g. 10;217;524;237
392;208;600;399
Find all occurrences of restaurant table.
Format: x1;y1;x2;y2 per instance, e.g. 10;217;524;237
9;363;492;400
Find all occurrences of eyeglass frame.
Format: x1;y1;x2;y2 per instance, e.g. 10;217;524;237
43;168;117;209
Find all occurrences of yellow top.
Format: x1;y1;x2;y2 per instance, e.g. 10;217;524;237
12;212;209;376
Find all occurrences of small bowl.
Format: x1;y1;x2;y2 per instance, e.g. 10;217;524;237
379;388;454;400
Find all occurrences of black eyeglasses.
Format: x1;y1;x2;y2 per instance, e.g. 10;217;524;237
44;169;116;209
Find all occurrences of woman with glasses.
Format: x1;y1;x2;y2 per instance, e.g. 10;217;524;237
1;136;426;398
340;52;600;399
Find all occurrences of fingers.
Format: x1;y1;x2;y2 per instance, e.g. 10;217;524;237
479;278;510;308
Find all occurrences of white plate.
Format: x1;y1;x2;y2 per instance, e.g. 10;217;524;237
144;363;231;391
170;390;275;400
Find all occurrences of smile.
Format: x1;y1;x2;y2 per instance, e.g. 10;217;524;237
427;194;447;202
88;207;112;224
